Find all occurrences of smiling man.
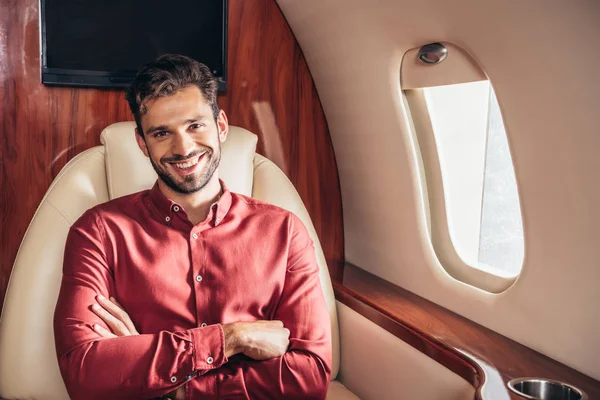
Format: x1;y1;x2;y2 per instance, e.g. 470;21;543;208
53;54;332;400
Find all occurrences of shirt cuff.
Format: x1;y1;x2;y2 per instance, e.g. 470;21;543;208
190;324;227;371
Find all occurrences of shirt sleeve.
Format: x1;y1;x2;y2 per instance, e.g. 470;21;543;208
205;212;333;399
53;209;227;400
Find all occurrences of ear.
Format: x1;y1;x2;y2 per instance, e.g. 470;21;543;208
135;128;150;157
217;109;229;143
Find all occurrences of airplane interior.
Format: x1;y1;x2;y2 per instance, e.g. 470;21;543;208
0;0;599;399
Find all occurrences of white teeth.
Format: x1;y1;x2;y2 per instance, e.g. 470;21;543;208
173;152;205;169
174;159;197;169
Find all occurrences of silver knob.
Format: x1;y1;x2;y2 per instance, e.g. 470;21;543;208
418;43;448;64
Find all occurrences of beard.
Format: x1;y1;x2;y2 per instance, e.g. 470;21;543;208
148;144;221;194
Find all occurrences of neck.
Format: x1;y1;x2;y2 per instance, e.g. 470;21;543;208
157;174;222;224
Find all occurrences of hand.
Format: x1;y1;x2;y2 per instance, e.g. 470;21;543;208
223;320;290;361
92;296;185;400
91;295;140;338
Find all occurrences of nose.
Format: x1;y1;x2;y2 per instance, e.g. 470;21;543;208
170;131;196;157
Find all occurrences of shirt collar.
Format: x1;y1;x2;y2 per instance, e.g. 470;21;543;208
147;179;233;227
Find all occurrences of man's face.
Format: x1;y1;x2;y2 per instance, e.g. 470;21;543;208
135;86;228;194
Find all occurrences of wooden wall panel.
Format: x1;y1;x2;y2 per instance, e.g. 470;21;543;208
219;0;344;265
0;0;343;308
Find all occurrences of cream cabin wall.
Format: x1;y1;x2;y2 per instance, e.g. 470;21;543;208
277;0;600;380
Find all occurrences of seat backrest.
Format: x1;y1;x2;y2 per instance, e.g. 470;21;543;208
0;122;339;399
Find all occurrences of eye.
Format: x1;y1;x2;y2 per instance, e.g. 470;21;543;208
154;131;169;138
190;123;205;130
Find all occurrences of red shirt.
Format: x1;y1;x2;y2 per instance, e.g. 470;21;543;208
53;180;332;400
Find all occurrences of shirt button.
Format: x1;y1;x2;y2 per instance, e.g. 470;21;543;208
196;275;203;282
192;233;198;239
215;218;221;224
170;376;177;383
173;206;180;212
207;356;214;364
165;216;171;222
201;322;208;327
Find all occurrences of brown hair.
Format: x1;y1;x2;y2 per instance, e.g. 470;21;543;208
125;54;219;136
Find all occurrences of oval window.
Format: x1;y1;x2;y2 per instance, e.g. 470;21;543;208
421;81;524;277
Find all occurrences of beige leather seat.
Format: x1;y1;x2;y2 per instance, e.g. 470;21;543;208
0;122;359;400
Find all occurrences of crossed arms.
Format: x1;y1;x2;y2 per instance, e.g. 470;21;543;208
91;296;295;399
53;209;332;400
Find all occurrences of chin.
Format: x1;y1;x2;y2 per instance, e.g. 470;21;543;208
172;173;214;194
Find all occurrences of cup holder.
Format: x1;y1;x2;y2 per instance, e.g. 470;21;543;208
508;378;588;400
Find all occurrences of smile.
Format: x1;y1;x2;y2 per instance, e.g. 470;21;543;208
174;156;200;169
168;151;207;173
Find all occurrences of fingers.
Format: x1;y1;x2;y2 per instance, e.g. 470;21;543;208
93;323;117;338
109;296;125;311
91;295;139;336
96;295;139;335
96;295;126;321
91;303;131;336
239;320;291;360
108;296;140;335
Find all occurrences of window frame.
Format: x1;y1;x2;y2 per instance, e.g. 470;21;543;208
403;87;522;293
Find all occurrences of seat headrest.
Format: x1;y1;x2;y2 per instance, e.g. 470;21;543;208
100;122;258;198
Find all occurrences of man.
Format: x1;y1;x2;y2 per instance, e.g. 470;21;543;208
53;54;332;400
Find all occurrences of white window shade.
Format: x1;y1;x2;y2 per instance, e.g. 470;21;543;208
420;81;524;278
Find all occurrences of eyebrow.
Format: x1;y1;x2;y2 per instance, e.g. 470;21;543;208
184;116;208;124
145;117;208;135
145;124;168;135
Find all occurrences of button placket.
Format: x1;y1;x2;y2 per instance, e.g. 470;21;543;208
191;233;201;283
191;229;208;334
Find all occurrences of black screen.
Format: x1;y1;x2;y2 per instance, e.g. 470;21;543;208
42;0;226;89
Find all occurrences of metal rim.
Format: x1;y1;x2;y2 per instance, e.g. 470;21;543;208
507;377;588;400
417;42;448;64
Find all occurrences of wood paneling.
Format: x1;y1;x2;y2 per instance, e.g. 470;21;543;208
333;262;600;400
0;0;343;308
218;0;343;265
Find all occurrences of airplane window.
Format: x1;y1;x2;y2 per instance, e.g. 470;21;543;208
408;81;524;277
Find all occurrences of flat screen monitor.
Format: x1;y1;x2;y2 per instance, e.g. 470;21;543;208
40;0;228;91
